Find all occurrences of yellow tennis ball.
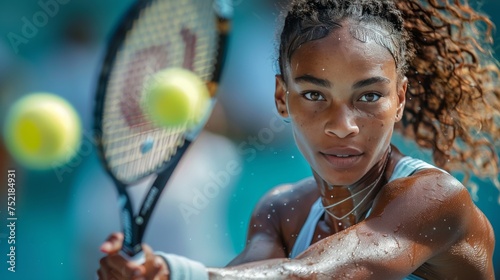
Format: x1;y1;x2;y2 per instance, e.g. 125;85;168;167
141;67;210;128
3;93;82;169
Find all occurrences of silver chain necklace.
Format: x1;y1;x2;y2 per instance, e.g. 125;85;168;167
323;147;392;221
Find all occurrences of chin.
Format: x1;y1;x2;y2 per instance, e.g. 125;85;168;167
316;168;363;186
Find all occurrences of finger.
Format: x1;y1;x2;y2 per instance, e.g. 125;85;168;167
97;266;109;280
100;254;143;279
143;244;156;265
142;244;169;280
110;267;139;280
142;244;159;278
100;232;124;254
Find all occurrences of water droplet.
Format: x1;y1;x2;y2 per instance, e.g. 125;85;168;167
267;214;271;219
318;234;322;239
291;156;295;159
448;227;451;230
433;227;436;230
338;222;342;226
284;202;287;206
444;219;447;222
286;219;290;222
291;207;295;211
272;209;275;213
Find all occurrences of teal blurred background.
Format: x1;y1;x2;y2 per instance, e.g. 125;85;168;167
0;0;499;279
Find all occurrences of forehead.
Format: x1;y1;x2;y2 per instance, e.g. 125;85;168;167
288;22;396;80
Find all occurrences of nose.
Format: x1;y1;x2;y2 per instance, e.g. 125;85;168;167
324;103;359;138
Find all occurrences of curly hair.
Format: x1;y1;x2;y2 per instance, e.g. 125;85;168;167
277;0;500;193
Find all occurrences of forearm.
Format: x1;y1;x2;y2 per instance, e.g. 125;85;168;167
209;258;323;280
207;228;413;280
208;256;397;280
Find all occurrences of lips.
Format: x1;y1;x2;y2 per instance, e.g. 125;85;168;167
320;147;363;169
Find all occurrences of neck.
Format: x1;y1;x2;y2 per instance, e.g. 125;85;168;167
315;146;392;228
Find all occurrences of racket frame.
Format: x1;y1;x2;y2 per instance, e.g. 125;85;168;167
93;0;231;257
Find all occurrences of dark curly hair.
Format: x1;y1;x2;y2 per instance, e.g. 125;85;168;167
277;0;500;194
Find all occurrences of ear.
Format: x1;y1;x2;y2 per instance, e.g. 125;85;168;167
395;76;408;122
275;75;289;118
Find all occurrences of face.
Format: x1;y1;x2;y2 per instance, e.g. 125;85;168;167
275;21;407;186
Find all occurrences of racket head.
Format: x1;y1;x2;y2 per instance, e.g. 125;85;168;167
93;0;232;256
94;0;231;186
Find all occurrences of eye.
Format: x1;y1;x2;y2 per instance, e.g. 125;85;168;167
302;92;325;101
358;93;381;102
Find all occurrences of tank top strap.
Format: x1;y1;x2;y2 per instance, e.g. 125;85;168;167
289;198;324;258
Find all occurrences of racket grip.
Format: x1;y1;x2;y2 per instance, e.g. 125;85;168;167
119;249;146;264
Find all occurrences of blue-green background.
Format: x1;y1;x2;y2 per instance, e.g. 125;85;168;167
0;0;499;279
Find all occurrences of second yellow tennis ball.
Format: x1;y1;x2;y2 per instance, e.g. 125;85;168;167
142;68;210;128
3;93;82;169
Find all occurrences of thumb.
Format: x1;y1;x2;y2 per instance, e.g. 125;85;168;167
142;244;169;280
100;232;123;254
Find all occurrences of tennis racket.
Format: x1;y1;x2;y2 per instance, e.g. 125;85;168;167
93;0;232;259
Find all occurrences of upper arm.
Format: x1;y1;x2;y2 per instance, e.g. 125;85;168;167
294;170;475;278
226;185;290;266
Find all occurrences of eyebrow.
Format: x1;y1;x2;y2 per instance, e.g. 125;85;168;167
352;76;391;90
294;74;391;90
294;75;331;88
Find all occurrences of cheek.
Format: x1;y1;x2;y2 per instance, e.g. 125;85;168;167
359;100;397;139
290;123;318;160
361;96;398;124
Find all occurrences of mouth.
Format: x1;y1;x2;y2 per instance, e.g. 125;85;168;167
320;148;363;169
330;154;355;158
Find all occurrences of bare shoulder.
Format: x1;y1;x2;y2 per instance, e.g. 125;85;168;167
373;168;472;219
370;168;495;279
373;168;487;233
253;177;319;214
248;177;320;235
227;177;319;266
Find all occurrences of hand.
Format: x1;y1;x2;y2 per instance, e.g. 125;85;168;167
97;232;170;280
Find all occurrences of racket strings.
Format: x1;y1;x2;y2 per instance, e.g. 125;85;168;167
101;0;219;183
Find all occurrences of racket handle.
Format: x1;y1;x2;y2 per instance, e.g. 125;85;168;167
119;249;145;264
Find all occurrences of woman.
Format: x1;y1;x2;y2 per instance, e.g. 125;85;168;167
98;0;500;279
